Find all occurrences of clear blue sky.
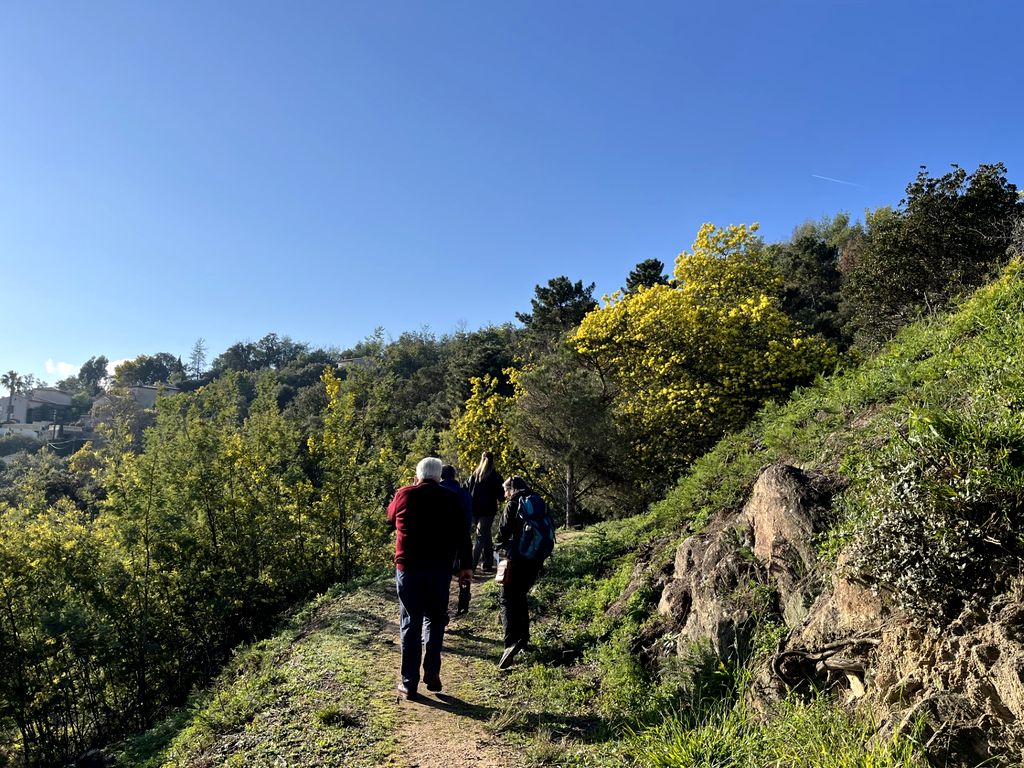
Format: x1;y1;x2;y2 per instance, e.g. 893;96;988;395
2;1;1022;383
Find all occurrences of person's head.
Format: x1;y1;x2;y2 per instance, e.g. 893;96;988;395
472;451;494;481
502;475;528;498
440;464;457;481
415;457;443;483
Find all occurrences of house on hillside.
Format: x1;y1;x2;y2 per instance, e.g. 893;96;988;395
88;384;180;431
0;388;74;428
0;387;89;454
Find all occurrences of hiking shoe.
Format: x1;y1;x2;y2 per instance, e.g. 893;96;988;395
423;672;442;692
397;684;418;700
497;641;525;670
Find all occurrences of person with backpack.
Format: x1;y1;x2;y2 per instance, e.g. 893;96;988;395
494;475;555;670
466;451;505;572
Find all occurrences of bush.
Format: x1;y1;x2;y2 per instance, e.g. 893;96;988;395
849;407;1024;620
0;433;42;457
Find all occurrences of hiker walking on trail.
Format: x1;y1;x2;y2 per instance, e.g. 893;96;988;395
387;457;473;700
494;476;555;670
440;464;474;615
466;451;504;572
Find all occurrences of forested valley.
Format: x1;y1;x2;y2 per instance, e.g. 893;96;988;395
2;163;1022;767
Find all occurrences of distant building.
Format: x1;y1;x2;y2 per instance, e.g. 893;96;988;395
0;388;74;428
88;384;180;432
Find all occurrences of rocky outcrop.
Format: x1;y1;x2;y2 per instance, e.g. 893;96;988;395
744;464;837;628
869;590;1024;764
657;464;841;657
655;461;1024;764
657;512;760;657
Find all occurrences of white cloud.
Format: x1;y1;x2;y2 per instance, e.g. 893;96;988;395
45;359;78;378
107;359;129;377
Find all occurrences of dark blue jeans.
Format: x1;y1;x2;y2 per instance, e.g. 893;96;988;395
395;567;451;690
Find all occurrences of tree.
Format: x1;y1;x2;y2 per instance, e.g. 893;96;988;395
516;276;597;343
2;370;23;421
78;355;109;394
574;223;837;482
114;353;185;387
507;342;623;526
308;368;400;580
842;163;1022;350
624;258;669;293
449;374;529;480
187;338;208;379
211;333;310;375
767;214;860;349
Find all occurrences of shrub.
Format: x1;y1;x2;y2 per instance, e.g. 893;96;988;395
849;407;1024;620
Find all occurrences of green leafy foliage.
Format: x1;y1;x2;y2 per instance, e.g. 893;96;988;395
767;214;859;349
516;276;598;345
624;259;670;294
848;407;1024;619
114;352;186;386
842;163;1022;350
0;370;405;764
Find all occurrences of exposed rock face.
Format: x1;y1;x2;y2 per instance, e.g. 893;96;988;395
657;512;757;657
744;464;837;628
658;464;840;658
659;462;1024;765
657;461;1024;764
869;591;1024;765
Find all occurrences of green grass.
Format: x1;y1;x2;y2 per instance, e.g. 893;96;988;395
633;697;924;768
113;581;400;768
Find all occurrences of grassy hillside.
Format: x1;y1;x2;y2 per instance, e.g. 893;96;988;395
117;259;1024;767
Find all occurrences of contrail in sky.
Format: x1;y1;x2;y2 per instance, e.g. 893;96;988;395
811;173;861;187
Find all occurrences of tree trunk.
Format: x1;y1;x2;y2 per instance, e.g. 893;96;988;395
564;461;576;529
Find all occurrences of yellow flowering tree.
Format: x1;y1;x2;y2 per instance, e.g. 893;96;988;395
448;374;529;479
574;222;837;479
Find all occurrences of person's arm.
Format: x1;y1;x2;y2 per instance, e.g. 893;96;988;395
387;490;401;530
495;497;515;556
493;474;505;508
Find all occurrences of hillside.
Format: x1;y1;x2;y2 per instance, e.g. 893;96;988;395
111;260;1024;768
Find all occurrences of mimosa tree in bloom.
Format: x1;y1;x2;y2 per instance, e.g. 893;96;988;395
574;222;838;480
449;374;529;479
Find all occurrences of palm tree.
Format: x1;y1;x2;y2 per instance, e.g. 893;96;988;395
1;370;23;422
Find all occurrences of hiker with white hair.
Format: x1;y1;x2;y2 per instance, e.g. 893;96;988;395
387;457;473;700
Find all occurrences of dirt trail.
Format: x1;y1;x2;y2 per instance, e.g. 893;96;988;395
387;574;512;768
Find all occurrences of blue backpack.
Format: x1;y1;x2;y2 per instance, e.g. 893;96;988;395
516;494;555;561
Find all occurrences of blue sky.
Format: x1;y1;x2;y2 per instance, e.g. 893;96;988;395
2;1;1022;383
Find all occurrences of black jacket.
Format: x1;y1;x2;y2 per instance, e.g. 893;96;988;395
496;489;529;559
466;470;504;519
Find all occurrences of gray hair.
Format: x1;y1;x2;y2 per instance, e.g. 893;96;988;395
416;457;443;481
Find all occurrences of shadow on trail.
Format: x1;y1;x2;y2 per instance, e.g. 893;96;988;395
445;626;503;663
406;692;499;722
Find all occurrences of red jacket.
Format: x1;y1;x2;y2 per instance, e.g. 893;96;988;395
387;479;472;572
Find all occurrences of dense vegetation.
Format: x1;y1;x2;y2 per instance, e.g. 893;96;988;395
502;251;1024;767
1;163;1020;766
